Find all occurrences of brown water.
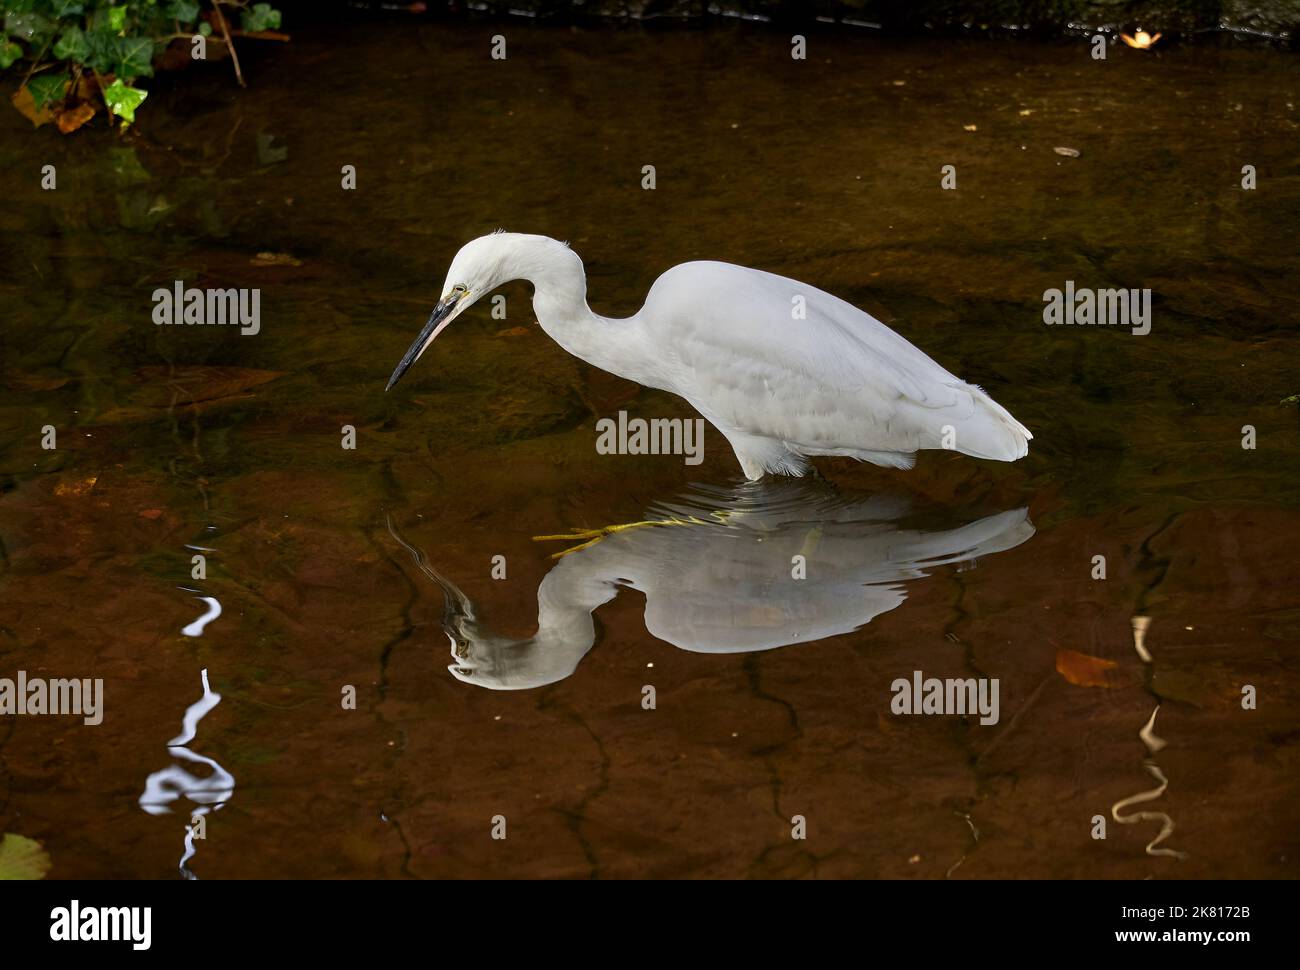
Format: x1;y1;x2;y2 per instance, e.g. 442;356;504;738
1;22;1298;879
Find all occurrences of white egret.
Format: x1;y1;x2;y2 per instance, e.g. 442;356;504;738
387;232;1032;480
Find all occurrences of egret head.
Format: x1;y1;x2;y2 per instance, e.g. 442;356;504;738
387;231;577;390
385;234;506;390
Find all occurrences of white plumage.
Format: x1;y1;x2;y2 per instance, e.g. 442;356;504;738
387;232;1032;480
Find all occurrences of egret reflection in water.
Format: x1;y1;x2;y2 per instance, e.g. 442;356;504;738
392;481;1034;691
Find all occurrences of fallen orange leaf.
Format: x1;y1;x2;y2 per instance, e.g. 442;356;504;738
1055;647;1121;687
56;102;96;134
132;365;284;405
11;86;54;127
233;29;292;41
4;371;69;391
250;252;303;267
54;476;98;497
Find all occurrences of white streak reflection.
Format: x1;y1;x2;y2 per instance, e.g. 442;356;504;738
1110;618;1188;860
139;668;235;879
182;596;222;637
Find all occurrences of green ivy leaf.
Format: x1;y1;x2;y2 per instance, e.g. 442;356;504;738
4;12;55;47
84;29;118;73
27;73;69;109
51;1;86;17
102;78;147;125
53;26;90;63
166;0;201;22
197;22;212;37
0;41;21;70
241;4;281;32
107;6;128;33
0;834;51;881
114;36;155;79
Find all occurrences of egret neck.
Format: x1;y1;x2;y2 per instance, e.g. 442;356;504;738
518;239;656;388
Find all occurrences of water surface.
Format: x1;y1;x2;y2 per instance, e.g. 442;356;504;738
1;22;1298;878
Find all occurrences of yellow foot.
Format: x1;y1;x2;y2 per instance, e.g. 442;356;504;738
533;514;721;558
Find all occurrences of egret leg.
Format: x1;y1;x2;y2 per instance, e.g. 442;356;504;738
722;431;809;480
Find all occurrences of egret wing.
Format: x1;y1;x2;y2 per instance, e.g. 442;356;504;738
645;261;973;454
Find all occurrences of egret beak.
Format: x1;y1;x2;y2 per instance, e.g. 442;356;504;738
386;292;464;390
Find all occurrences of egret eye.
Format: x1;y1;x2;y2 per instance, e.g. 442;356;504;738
452;284;468;295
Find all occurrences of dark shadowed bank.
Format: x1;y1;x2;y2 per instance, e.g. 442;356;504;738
331;0;1300;39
